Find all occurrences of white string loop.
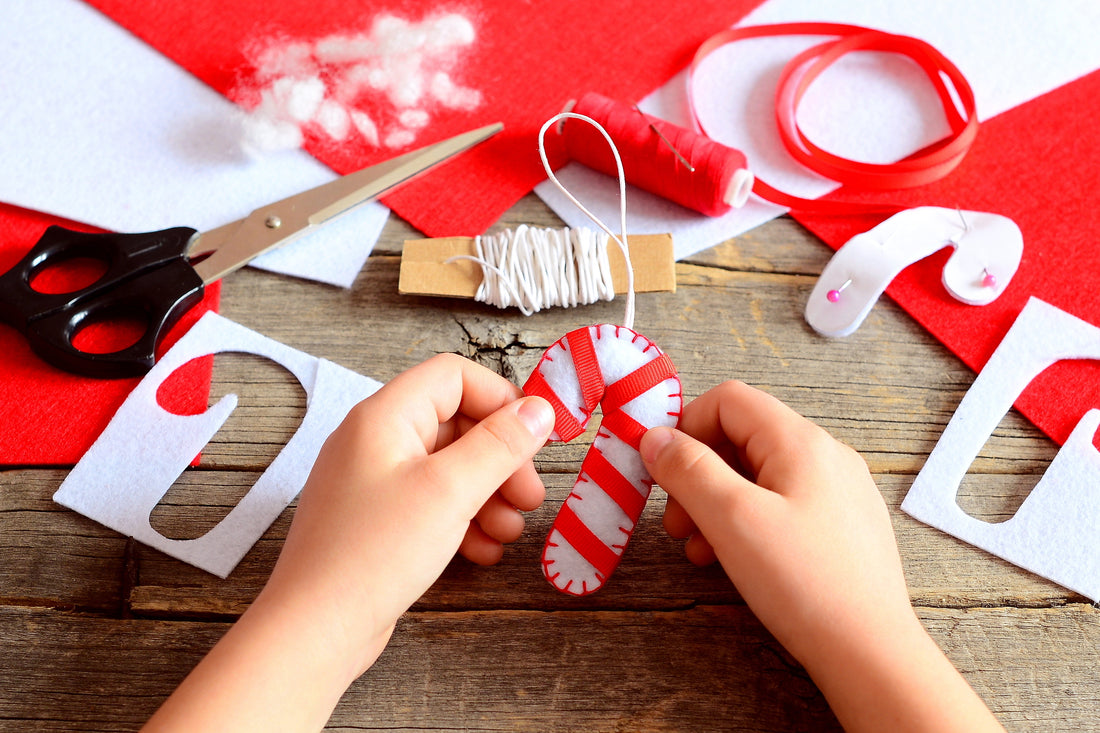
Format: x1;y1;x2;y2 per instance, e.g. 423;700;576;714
538;112;635;330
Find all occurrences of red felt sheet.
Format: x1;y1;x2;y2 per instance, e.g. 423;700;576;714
85;0;766;238
0;203;218;465
792;68;1100;447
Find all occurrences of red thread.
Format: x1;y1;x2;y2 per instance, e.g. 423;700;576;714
690;22;979;213
560;92;754;217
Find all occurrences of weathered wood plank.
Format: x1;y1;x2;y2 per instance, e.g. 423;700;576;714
4;197;1082;732
4;466;1073;616
0;470;126;613
128;469;1078;618
2;604;1097;732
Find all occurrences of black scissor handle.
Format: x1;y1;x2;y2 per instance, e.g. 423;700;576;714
0;225;205;378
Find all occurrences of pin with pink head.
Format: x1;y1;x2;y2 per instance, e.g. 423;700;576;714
827;278;853;303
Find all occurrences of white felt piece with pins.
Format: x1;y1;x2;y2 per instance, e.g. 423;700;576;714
805;207;1023;337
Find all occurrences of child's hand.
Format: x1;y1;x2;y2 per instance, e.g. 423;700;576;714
639;380;1003;733
143;354;554;732
264;353;555;672
639;379;910;662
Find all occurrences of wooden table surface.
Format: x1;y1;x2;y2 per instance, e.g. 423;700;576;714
3;194;1098;731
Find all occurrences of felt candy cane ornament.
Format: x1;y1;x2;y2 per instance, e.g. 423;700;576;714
524;324;681;595
525;111;682;595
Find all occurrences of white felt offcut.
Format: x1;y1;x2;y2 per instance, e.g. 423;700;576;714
536;0;1100;260
805;207;1023;337
2;0;388;289
901;297;1100;601
53;311;382;577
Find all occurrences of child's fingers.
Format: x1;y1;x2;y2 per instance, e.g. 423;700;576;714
497;462;547;512
662;495;696;539
640;425;769;554
422;396;554;518
458;522;505;566
475;493;526;543
678;380;834;495
684;533;718;566
369;353;526;459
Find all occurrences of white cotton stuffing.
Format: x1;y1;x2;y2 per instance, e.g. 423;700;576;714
238;10;485;155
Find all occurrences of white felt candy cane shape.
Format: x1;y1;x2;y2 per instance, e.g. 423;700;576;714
523;323;681;595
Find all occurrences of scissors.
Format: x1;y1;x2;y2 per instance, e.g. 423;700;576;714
0;123;501;378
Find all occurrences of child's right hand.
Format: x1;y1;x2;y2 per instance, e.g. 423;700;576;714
639;380;1003;732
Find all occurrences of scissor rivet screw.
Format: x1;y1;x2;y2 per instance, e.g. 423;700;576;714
265;216;282;229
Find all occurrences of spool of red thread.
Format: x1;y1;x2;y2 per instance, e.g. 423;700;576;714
559;92;754;217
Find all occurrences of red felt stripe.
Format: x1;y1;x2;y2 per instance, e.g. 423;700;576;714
566;327;604;415
601;353;676;415
552;502;620;580
599;408;650;451
581;447;647;521
522;365;584;442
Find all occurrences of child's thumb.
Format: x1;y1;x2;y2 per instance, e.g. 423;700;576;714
428;396;554;515
640;426;757;533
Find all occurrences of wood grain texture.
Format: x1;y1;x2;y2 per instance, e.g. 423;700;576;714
1;194;1090;731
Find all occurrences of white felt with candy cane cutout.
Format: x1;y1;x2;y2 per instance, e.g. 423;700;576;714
525;324;681;595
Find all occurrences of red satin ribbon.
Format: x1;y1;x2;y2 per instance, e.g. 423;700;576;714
690;22;979;212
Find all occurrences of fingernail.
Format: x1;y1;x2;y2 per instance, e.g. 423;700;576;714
640;426;675;465
517;397;554;437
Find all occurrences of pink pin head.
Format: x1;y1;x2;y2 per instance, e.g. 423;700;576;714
827;278;852;303
981;269;997;288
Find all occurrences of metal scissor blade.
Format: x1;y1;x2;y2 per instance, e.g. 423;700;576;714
190;122;503;284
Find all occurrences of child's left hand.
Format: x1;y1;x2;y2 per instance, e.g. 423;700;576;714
263;352;555;673
143;353;554;732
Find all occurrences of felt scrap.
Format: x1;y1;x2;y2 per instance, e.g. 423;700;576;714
804;207;1022;337
84;0;768;237
0;202;219;465
2;0;390;290
902;298;1100;601
53;311;383;577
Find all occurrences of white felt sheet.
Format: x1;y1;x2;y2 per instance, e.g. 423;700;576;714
901;298;1100;601
2;0;389;288
536;0;1100;260
53;311;383;577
